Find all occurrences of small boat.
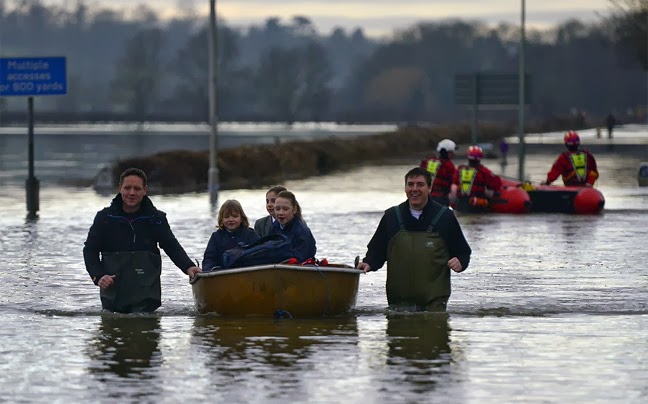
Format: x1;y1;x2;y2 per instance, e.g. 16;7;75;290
451;178;604;214
501;178;605;214
524;184;605;214
190;264;363;317
450;183;532;214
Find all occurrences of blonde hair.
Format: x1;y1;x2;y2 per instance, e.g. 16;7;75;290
276;191;302;219
217;200;249;229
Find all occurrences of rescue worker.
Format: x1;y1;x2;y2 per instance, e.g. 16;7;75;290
83;167;201;313
541;130;598;187
419;138;457;206
451;145;502;211
356;167;472;311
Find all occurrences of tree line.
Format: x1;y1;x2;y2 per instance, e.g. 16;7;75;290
0;0;646;125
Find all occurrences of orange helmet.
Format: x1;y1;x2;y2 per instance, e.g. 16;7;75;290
467;145;484;161
564;131;580;147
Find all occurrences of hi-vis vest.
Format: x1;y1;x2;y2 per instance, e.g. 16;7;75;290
386;206;451;310
426;160;441;183
459;167;477;196
568;152;587;183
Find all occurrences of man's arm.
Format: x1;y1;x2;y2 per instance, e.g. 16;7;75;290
587;152;599;185
445;210;472;272
83;213;105;285
545;155;566;184
157;214;197;273
361;212;392;272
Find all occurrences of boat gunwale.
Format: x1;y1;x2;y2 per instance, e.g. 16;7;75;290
190;264;363;284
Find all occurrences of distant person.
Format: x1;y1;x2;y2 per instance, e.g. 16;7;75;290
419;139;457;206
606;113;616;139
356;167;471;311
541;131;598;187
499;138;509;167
451;145;502;210
254;185;287;238
203;200;259;271
269;191;316;263
83;167;201;313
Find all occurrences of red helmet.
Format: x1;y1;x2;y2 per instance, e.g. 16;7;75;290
564;131;580;147
467;145;484;161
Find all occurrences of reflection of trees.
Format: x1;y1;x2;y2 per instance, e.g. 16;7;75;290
87;315;161;380
386;312;451;393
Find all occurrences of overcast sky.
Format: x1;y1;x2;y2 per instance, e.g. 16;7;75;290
44;0;611;37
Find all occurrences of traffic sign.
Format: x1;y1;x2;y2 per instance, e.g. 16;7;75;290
0;57;67;96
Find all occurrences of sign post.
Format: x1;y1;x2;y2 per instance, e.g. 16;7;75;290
0;56;67;219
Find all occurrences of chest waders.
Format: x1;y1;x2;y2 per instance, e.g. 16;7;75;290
100;251;162;313
386;206;451;311
569;152;587;183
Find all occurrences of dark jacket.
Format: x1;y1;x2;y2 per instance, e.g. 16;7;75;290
269;217;317;262
83;194;195;284
203;226;259;270
363;199;471;272
254;215;275;238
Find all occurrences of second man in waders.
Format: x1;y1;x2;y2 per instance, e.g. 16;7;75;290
357;167;472;311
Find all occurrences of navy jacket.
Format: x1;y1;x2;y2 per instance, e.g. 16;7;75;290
269;217;317;262
363;199;471;272
83;194;195;284
202;226;259;270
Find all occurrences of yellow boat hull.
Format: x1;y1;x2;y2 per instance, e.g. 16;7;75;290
191;264;362;317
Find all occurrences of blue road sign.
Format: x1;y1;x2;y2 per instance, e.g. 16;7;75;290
0;57;67;96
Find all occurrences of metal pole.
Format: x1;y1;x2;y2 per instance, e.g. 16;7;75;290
26;96;39;219
517;0;526;181
472;73;478;144
208;0;220;205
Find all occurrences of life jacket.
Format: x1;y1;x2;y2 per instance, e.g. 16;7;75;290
566;152;587;185
386;206;451;311
457;165;492;197
100;251;162;313
425;158;453;198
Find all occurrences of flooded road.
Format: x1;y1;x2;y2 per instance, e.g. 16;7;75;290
0;152;647;402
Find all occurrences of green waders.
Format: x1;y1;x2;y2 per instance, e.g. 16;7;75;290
100;251;162;313
386;206;451;311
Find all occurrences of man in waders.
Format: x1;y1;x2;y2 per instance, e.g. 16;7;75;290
83;168;201;313
356;167;472;311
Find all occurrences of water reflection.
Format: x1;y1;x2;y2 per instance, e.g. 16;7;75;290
87;315;162;380
192;316;359;398
385;312;452;393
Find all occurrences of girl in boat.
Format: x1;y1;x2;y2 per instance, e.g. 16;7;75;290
269;191;317;263
203;199;259;270
254;185;287;238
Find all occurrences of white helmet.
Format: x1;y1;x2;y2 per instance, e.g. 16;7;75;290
437;139;457;152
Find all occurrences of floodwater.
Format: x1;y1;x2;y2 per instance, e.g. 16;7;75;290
1;133;648;402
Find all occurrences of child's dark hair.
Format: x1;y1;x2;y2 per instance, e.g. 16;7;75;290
276;191;302;218
267;185;287;195
217;199;249;229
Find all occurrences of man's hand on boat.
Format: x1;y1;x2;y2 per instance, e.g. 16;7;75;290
357;262;371;273
97;274;116;290
187;266;202;279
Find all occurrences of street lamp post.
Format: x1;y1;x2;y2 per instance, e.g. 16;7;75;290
518;0;526;181
208;0;219;205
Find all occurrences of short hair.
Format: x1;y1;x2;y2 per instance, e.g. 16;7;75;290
405;167;432;186
267;185;287;195
217;199;250;229
276;190;302;218
119;167;147;187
